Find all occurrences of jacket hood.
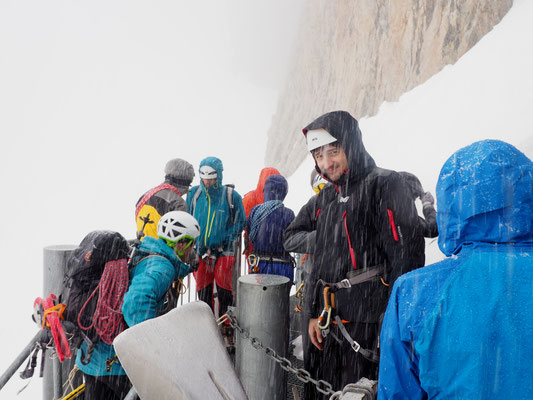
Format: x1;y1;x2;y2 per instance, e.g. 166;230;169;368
303;111;376;184
199;156;224;188
138;236;187;270
255;167;280;193
437;139;533;256
263;174;288;201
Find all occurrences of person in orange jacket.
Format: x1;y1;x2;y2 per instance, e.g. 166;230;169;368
242;167;280;218
242;167;280;260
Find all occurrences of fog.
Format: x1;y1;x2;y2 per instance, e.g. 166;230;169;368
1;0;532;398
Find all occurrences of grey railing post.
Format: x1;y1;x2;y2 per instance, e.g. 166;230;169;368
0;331;45;391
42;245;77;400
235;274;291;400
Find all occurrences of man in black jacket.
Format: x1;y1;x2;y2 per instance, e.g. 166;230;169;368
284;111;425;398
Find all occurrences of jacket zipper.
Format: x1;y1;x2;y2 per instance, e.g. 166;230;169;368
204;191;211;246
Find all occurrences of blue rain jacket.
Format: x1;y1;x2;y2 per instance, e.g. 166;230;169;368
378;140;533;400
186;157;246;255
76;236;191;376
247;175;295;280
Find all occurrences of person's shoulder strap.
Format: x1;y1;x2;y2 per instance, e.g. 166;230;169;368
135;184;182;219
189;186;202;217
225;184;235;224
131;252;168;268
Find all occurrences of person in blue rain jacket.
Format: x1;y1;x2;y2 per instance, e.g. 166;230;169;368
378;139;533;400
246;174;295;281
186;156;246;319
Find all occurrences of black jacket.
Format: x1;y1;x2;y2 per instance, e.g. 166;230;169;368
285;111;425;323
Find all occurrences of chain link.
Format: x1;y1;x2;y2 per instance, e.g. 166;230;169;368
224;310;336;397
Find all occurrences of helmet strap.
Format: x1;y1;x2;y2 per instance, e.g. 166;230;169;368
175;239;193;259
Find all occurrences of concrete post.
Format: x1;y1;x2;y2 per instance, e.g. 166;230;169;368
235;274;291;400
42;245;77;400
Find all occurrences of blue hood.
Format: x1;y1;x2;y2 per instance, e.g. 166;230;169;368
437;140;533;256
263;175;288;201
199;157;224;189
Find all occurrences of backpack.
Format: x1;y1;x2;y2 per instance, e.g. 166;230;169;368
63;230;131;363
189;184;236;224
134;183;182;220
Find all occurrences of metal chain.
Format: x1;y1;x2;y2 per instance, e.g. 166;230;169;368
223;310;336;397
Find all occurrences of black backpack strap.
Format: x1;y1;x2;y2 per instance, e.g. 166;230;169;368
131;252;167;268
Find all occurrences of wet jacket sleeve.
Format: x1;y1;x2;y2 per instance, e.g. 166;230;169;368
379;174;425;284
377;280;426;400
122;260;175;327
283;195;317;254
421;204;438;238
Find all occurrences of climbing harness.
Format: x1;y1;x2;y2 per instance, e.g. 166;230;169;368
246;252;295;274
312;265;387;363
334;316;379;363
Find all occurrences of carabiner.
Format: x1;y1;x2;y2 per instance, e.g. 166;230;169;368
317;307;332;330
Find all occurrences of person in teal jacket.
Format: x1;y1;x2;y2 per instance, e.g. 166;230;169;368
378;140;533;400
186;156;246;321
76;211;200;400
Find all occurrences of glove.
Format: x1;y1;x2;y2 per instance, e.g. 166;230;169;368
421;192;435;207
186;249;200;271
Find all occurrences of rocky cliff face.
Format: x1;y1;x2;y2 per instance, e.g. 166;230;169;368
265;0;513;175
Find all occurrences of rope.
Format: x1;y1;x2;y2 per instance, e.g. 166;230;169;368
78;258;129;344
135;183;181;219
249;200;283;242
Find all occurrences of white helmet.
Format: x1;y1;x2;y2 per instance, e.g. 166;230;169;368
306;128;337;152
199;165;217;180
157;211;200;245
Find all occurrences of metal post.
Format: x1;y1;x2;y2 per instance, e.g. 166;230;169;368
43;245;77;400
235;274;291;400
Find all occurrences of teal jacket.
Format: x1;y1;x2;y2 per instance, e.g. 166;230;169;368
122;236;191;326
76;236;191;376
186;157;246;255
